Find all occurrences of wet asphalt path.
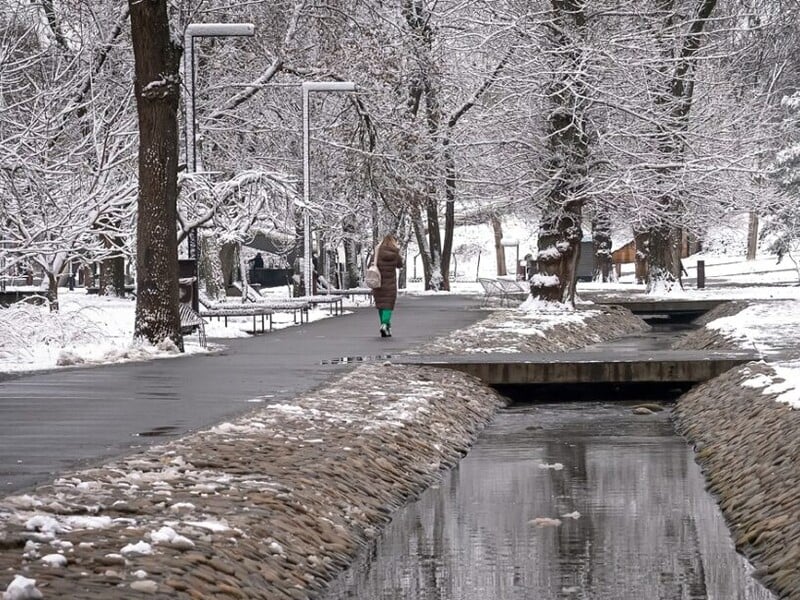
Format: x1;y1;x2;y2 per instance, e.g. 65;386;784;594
0;294;485;495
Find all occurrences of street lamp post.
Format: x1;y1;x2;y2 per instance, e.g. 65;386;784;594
183;23;255;261
301;81;355;296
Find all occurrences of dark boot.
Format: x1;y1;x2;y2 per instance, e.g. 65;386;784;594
380;324;389;337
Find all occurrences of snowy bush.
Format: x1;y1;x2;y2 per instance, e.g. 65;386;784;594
0;302;105;360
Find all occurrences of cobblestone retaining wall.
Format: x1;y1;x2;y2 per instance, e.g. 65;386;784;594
672;301;751;351
673;363;800;599
413;304;649;355
674;299;799;599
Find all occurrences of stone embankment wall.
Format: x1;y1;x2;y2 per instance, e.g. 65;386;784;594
413;304;649;355
672;301;751;351
0;306;648;599
674;301;800;599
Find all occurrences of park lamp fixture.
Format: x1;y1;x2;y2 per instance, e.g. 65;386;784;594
302;81;356;296
183;22;255;263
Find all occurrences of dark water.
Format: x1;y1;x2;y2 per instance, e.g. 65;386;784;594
323;403;774;600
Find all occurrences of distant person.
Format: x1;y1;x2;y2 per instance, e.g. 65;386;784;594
524;253;536;280
253;253;264;269
372;234;403;338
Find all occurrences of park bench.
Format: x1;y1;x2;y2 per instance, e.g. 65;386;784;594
179;303;207;348
478;277;528;307
198;295;275;333
327;287;374;304
296;294;344;316
239;282;338;321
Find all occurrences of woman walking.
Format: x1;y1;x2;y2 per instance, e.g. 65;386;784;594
371;234;403;337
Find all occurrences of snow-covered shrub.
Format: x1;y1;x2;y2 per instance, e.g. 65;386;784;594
0;302;105;360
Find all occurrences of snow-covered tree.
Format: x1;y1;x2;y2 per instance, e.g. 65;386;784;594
764;92;800;281
0;2;137;309
129;0;183;349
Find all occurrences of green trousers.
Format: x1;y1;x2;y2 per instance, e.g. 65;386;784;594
378;308;393;326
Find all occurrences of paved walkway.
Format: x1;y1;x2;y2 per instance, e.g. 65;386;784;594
0;294;486;494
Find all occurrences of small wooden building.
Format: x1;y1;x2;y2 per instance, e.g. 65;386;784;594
611;240;637;264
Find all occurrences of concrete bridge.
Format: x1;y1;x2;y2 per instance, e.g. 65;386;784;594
400;349;759;385
586;298;726;321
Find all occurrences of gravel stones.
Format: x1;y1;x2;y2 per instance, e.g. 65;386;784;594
675;300;800;597
674;360;800;598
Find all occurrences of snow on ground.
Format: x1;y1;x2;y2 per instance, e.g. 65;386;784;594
700;298;800;410
0;288;354;374
4;240;800;399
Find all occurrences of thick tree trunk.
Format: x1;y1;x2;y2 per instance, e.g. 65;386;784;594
647;222;682;293
533;202;583;303
219;242;237;291
490;216;507;276
531;0;589;305
647;0;717;294
45;272;59;312
425;198;443;290
130;0;183;350
440;142;456;292
99;233;126;297
592;213;612;282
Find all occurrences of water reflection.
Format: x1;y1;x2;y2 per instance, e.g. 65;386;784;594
323;403;774;600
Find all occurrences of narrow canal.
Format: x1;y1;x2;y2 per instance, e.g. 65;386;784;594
323;401;775;599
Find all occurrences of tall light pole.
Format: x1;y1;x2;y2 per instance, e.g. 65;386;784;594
184;23;255;261
302;81;355;296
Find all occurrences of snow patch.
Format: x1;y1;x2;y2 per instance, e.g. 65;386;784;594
120;541;153;557
742;362;800;409
2;575;42;600
40;554;67;568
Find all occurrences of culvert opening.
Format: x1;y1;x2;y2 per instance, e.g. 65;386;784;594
494;381;694;404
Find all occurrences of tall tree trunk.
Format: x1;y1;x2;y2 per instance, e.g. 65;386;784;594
647;0;717;294
634;230;649;284
403;0;445;291
342;216;360;288
532;0;590;305
592;212;612;282
490;216;507;276
440;141;456;292
411;200;434;288
130;0;182;350
199;234;225;300
747;211;759;260
440;48;513;290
